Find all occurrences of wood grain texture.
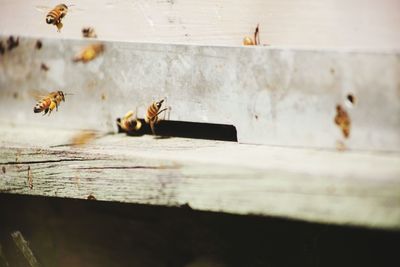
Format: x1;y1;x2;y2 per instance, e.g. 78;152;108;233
0;0;399;49
1;36;399;151
1;125;399;230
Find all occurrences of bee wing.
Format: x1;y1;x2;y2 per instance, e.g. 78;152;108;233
35;5;51;13
69;7;85;12
29;89;50;100
36;5;84;13
123;110;135;120
64;6;85;13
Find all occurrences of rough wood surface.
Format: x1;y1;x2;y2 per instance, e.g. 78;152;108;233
1;125;399;230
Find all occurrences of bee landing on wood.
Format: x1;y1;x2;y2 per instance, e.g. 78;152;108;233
33;91;65;116
334;105;351;138
73;43;104;63
145;99;170;135
118;110;142;133
243;23;261;46
46;4;69;32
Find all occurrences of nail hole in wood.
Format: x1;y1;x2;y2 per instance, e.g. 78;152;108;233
347;94;355;105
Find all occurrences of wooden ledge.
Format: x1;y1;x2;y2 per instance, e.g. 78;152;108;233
1;125;399;230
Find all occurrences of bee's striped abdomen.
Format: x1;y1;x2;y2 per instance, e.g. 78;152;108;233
33;98;51;113
146;103;160;122
46;9;61;24
123;120;141;131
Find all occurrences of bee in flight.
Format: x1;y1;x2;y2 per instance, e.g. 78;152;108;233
73;43;104;63
82;27;97;38
33;91;66;116
118;110;142;132
145;99;169;135
45;4;70;32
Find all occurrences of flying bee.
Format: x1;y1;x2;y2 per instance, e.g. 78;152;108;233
70;130;98;147
118;110;142;132
73;43;104;63
33;91;66;116
145;99;169;135
45;4;69;32
82;27;97;38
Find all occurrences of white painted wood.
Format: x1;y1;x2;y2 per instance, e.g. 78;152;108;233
1;125;399;229
0;0;399;49
1;37;399;151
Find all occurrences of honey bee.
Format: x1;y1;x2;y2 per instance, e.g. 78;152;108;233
33;91;65;116
243;36;255;46
82;27;97;38
145;100;169;135
243;24;261;46
73;43;104;63
40;63;49;71
70;130;98;147
7;36;19;51
118;110;142;132
46;4;69;32
334;105;351;138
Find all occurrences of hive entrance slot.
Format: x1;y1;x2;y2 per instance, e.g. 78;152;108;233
117;119;238;142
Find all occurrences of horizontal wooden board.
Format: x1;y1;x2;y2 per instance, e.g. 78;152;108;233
1;125;399;230
1;36;399;151
0;0;400;49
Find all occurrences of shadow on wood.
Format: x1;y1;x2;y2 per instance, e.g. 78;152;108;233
0;193;399;267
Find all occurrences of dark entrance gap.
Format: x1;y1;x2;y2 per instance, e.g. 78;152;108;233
116;118;238;142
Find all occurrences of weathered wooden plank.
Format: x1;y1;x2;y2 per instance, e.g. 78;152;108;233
1;126;399;229
1;36;399;151
0;0;399;49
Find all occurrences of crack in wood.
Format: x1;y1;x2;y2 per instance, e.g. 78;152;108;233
0;187;30;192
0;158;97;165
76;165;179;170
27;166;33;190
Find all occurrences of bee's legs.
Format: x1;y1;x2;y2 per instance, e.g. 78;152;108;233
56;21;63;32
156;108;168;117
167;106;172;120
254;24;260;45
149;120;156;135
43;108;49;116
48;101;56;115
162;106;172;120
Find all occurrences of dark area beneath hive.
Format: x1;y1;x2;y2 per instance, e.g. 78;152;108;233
0;193;398;267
